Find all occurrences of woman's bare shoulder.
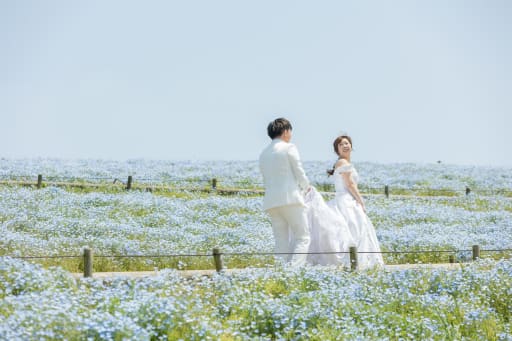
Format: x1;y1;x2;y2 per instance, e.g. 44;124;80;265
335;159;350;168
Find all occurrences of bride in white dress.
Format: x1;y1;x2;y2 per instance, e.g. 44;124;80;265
305;134;384;269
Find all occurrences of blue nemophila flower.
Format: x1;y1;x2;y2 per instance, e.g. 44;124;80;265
1;160;512;339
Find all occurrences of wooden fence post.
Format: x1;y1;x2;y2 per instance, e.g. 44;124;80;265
37;174;43;189
126;176;133;190
384;185;389;198
83;247;93;278
349;246;358;271
211;178;217;190
213;248;223;272
472;245;480;261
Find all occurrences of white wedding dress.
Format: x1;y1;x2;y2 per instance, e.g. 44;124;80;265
305;164;384;269
305;187;354;267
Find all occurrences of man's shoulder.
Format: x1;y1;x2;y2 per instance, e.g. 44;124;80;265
274;140;295;149
261;139;292;150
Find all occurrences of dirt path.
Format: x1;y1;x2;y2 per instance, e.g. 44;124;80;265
71;263;464;280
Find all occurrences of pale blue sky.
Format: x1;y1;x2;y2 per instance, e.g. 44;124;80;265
1;1;511;166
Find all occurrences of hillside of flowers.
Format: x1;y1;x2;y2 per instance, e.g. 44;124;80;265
1;159;511;339
1;159;511;269
2;158;511;192
1;257;511;340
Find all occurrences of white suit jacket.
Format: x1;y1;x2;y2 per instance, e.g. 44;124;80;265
259;138;310;211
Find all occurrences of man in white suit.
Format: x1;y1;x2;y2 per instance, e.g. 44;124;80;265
259;118;311;267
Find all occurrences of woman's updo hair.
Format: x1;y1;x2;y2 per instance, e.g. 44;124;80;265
326;135;353;176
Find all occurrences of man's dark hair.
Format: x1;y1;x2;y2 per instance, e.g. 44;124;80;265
267;118;292;139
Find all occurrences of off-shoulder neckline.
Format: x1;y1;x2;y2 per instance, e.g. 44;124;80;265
334;163;354;172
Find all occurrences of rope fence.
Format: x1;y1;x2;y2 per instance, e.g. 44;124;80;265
1;174;510;197
9;245;512;278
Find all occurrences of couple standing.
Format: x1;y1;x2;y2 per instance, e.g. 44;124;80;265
259;118;384;269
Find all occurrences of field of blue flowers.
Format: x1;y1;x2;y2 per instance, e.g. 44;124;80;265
1;257;511;340
2;158;511;191
1;159;511;339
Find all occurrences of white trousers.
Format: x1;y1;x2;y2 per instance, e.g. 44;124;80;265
267;204;310;267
